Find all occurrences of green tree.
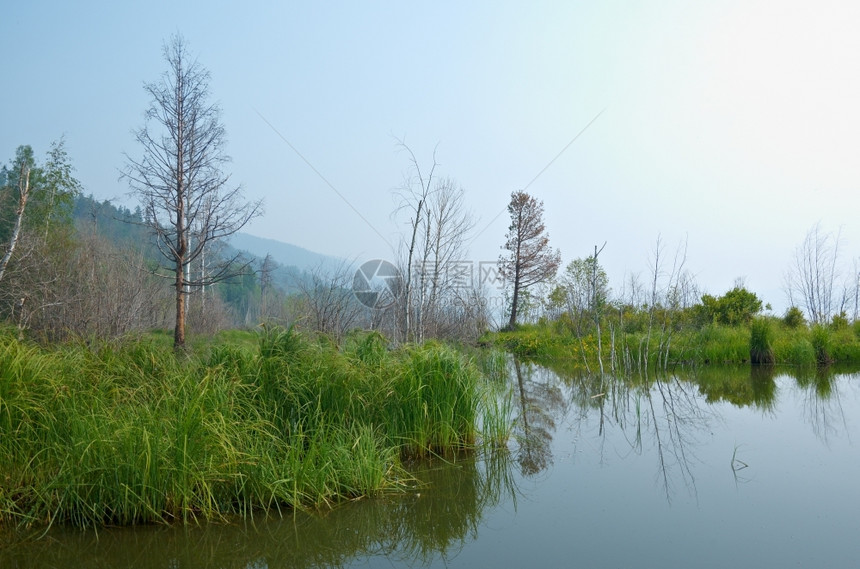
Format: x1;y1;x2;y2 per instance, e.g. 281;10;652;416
701;286;762;326
0;139;80;285
558;254;609;317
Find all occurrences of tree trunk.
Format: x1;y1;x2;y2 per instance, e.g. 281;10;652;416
174;262;186;349
508;278;520;329
0;167;31;284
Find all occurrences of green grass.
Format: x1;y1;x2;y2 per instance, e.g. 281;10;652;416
749;318;775;365
486;317;860;370
0;328;511;529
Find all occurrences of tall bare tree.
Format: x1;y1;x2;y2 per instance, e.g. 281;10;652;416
785;223;845;325
124;34;262;349
499;190;560;329
394;140;437;342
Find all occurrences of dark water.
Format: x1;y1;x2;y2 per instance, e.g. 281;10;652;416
3;361;859;568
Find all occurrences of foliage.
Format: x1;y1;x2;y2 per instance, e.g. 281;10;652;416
486;308;860;369
0;140;80;243
783;306;805;328
700;286;762;326
831;311;849;331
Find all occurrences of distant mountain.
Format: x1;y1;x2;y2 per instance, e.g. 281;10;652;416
228;233;342;272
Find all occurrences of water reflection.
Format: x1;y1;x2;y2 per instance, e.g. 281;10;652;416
694;365;778;410
511;359;566;476
793;367;851;444
540;362;713;502
0;452;518;569
511;358;858;500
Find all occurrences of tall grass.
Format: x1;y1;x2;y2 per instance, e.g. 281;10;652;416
489;317;860;369
749;318;775;365
0;328;507;529
810;324;833;365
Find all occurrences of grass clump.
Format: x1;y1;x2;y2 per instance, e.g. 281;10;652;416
0;327;504;529
749;318;775;365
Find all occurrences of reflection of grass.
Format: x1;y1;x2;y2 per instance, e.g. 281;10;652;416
0;328;510;529
2;451;519;569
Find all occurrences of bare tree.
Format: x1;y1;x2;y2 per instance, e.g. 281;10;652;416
499;190;560;329
124;34;262;349
393;142;480;342
393;140;437;342
2;230;171;341
292;261;365;341
785;223;844;325
413;178;476;340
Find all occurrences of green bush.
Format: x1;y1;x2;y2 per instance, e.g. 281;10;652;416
783;306;805;328
831;312;849;331
701;287;762;326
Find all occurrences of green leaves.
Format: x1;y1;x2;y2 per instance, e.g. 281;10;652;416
701;286;762;326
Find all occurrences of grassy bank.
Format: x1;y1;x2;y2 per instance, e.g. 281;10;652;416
0;327;510;529
487;317;860;371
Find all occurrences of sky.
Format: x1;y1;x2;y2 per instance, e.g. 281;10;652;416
3;0;860;313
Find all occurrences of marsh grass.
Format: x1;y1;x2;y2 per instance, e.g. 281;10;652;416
810;324;833;365
749;318;775;365
0;328;508;529
490;316;860;370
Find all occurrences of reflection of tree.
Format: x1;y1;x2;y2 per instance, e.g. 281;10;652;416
512;359;567;476
793;367;850;444
540;358;712;503
693;365;777;411
0;453;518;569
644;376;711;501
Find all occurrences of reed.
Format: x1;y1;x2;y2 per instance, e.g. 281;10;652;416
810;324;833;365
749;318;775;365
0;328;504;529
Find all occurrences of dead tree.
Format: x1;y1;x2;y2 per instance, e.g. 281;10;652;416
124;34;262;349
499;190;560;329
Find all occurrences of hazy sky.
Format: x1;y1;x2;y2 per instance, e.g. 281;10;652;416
3;1;860;312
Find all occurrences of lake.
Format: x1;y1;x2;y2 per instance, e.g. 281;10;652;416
2;359;859;568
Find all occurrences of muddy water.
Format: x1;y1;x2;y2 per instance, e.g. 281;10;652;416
3;362;859;568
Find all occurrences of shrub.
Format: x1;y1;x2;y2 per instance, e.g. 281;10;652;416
783;306;805;329
831;312;849;331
